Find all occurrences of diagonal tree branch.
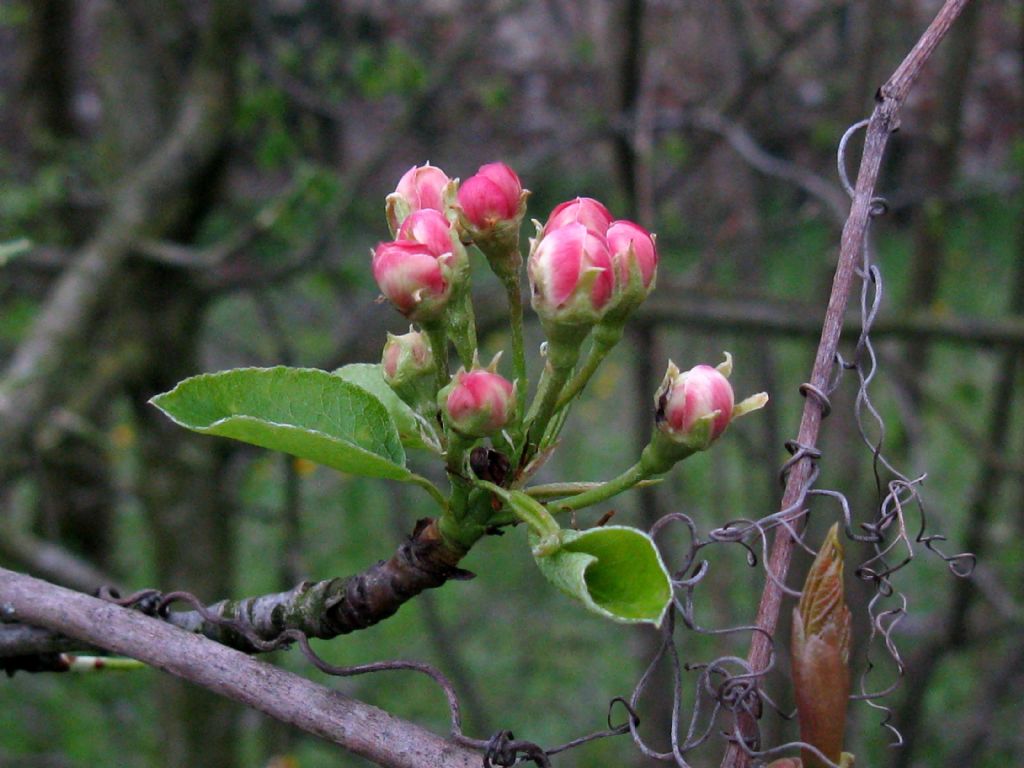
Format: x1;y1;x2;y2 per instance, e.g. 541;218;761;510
0;567;480;768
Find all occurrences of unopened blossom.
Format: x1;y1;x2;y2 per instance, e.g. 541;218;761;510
641;353;768;472
382;328;434;384
374;209;469;322
386;163;453;235
602;219;658;320
381;327;438;416
441;367;515;438
398;209;457;257
528;222;613;328
657;362;736;444
457;162;523;232
607;220;657;292
372;241;451;321
455;162;529;283
542;197;613;238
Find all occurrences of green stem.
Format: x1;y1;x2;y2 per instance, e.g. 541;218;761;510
63;655;148;672
553;460;650;513
522;327;586;454
502;274;528;419
525;478;662;500
424;322;450;396
523;360;573;455
444;435;473;520
407;473;448;510
447;289;478;368
555;322;624;410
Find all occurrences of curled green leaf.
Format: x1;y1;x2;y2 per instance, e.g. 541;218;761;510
532;525;672;626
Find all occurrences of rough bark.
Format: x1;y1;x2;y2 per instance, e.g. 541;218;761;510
164;518;469;650
1;517;470;659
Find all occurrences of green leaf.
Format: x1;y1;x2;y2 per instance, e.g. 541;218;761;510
150;367;410;480
332;363;440;453
532;526;672;626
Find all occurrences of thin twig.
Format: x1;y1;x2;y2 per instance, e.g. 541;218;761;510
720;2;973;766
683;109;848;224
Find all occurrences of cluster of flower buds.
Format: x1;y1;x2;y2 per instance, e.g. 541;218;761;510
373;188;469;324
528;197;657;339
361;159;773;641
372;161;766;497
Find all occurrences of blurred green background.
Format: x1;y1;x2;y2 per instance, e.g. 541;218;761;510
1;1;1022;767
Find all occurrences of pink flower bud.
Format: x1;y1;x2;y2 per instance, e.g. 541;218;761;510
382;329;433;383
372;240;450;320
457;162;522;231
397;209;455;257
607;220;657;291
542;197;613;238
657;363;735;444
642;354;768;472
395;164;449;213
386;163;452;235
528;222;613;326
441;368;515;438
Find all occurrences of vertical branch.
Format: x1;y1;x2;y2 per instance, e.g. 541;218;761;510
613;0;646;218
720;2;973;766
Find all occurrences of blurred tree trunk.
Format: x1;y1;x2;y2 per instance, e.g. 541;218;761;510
23;0;76;143
127;264;240;768
35;429;117;574
902;0;979;387
91;2;248;766
612;0;645;214
610;1;681;758
846;0;887;120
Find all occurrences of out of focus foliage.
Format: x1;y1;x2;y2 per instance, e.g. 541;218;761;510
1;2;1022;767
